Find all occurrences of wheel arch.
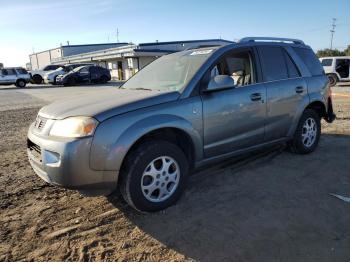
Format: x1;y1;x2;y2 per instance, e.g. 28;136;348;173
287;97;326;138
97;114;203;172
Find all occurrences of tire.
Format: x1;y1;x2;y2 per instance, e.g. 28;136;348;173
32;74;43;84
119;140;189;212
53;76;58;85
66;77;76;86
327;74;338;87
15;79;26;88
100;75;109;84
289;109;321;154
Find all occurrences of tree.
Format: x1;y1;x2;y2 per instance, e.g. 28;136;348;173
344;45;350;56
316;48;345;57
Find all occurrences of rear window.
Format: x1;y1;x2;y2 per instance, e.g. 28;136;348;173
258;46;288;81
321;59;333;67
293;47;324;76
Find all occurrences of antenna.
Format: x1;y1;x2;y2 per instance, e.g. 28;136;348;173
330;18;337;50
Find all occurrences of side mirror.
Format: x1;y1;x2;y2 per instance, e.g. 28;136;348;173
205;75;235;92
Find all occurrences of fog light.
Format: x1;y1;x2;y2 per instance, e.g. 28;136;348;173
43;150;60;167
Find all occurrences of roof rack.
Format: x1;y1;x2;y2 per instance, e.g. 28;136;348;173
239;37;305;45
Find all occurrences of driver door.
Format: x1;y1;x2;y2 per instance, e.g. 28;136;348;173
201;48;267;158
78;67;91;83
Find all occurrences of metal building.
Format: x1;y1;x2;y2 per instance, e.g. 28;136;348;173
29;43;129;70
50;39;233;80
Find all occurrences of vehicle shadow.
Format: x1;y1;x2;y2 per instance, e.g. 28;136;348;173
107;134;350;262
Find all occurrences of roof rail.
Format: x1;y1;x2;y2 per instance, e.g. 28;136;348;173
239;37;305;45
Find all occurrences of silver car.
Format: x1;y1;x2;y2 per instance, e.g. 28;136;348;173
27;37;335;212
0;67;31;88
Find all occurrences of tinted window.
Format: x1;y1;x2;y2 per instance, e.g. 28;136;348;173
6;69;16;75
321;59;333;66
293;47;324;76
90;67;98;74
283;52;301;78
0;69;8;75
258;46;288;81
16;68;27;74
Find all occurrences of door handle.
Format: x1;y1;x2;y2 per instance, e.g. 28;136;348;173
295;86;304;93
250;93;262;101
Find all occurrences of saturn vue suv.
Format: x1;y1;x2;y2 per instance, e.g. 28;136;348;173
27;37;335;212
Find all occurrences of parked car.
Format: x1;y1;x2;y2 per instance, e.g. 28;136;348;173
320;56;350;86
43;63;94;84
30;64;64;84
27;37;335;212
55;65;111;86
0;67;31;88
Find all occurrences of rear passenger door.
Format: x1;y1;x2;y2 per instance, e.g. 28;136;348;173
257;45;307;141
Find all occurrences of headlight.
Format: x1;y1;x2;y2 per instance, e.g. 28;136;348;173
49;117;98;138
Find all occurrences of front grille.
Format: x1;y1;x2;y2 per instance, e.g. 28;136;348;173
34;116;47;130
27;139;42;162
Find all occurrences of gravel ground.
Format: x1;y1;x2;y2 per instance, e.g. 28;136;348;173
1;85;350;261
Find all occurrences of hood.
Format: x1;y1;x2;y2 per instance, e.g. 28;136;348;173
38;88;180;121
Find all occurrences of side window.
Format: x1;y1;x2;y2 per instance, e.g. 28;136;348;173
225;52;254;86
283;51;301;78
293;47;324;76
80;67;90;74
0;69;8;75
258;46;288;82
209;51;254;87
43;66;51;71
90;67;98;74
321;59;333;67
6;69;16;75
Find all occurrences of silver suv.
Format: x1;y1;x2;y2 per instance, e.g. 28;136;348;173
0;67;31;88
27;37;335;212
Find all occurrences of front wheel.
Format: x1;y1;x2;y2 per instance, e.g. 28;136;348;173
119;141;189;212
15;79;26;88
327;74;338;87
289;109;321;154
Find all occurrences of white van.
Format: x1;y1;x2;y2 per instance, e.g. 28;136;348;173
320;56;350;86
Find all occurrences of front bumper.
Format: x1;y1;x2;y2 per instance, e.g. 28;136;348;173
43;76;54;84
27;123;118;195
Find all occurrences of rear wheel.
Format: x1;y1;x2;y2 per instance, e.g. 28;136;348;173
100;75;109;84
119;140;189;212
327;74;338;87
15;79;26;88
289;109;321;154
32;74;43;84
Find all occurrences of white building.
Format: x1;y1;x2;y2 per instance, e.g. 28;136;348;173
30;39;233;80
29;43;129;70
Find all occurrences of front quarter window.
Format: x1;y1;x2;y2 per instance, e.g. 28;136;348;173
122;49;214;92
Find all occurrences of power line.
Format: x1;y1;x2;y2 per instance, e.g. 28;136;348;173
330;18;337;50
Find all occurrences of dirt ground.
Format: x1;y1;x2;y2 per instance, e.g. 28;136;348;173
1;86;350;262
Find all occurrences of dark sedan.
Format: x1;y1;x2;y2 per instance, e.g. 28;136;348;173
56;65;111;86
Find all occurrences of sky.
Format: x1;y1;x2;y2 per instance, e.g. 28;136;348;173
0;0;349;67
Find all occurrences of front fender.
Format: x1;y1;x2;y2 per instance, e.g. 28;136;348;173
90;97;203;171
106;115;202;171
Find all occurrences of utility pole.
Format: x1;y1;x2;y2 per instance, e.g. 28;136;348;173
330;18;337;50
116;28;119;43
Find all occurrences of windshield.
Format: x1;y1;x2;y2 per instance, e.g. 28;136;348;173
122;49;214;92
